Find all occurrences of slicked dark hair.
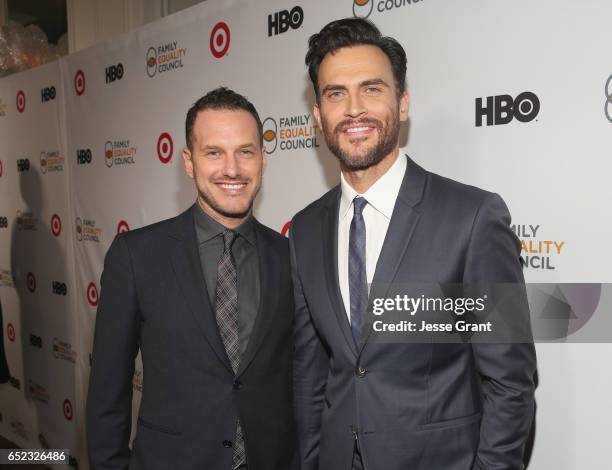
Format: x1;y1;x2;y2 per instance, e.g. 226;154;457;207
185;86;263;151
306;18;407;101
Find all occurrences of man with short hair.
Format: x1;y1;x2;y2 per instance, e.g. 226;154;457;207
291;18;536;470
87;87;297;470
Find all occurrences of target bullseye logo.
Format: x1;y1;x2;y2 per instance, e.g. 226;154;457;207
16;90;26;112
51;214;62;237
87;282;99;307
27;272;36;292
63;399;73;421
7;323;15;342
157;132;174;164
74;70;86;96
210;22;230;58
117;220;130;233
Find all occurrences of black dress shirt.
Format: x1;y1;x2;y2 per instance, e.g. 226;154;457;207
193;203;260;356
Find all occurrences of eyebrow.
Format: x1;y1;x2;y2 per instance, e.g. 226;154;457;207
360;78;390;88
321;84;347;95
199;143;257;151
200;145;221;152
321;78;391;95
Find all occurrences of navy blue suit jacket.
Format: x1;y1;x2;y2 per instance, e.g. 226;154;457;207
291;156;536;470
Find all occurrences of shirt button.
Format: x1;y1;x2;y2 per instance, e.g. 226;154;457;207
233;380;242;390
356;366;367;377
222;440;233;448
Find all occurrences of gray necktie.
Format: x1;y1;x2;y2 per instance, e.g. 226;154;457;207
215;229;246;469
349;197;368;349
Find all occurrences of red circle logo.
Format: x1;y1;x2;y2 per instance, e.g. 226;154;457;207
87;282;99;307
51;214;62;237
74;70;86;96
63;399;73;421
27;272;36;293
281;221;292;237
117;220;130;233
6;323;15;342
210;22;230;58
157;132;174;164
16;90;26;112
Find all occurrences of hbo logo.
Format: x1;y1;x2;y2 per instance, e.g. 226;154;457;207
52;281;68;296
76;148;92;165
268;6;303;37
29;334;42;348
475;92;540;127
41;86;56;102
17;158;30;172
105;63;124;84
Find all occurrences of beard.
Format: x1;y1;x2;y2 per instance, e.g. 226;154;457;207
320;110;400;171
197;175;258;220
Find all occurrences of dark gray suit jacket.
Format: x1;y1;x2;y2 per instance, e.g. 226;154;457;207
291;156;536;470
87;207;297;470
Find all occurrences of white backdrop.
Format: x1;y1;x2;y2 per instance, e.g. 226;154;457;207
1;1;611;468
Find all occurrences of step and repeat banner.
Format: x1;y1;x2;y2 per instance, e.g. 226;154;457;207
0;58;79;465
1;0;611;468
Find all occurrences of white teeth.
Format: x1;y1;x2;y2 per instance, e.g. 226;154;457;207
345;126;371;133
220;184;244;190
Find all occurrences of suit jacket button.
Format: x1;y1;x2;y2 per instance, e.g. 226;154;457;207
356;366;367;377
233;380;242;390
223;440;233;448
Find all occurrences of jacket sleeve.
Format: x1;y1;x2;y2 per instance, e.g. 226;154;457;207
290;224;330;470
463;193;537;470
86;233;140;470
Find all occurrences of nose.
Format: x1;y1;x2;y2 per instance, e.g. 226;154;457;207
345;91;366;119
222;153;238;178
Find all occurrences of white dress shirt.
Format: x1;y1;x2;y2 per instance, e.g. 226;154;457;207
338;154;407;323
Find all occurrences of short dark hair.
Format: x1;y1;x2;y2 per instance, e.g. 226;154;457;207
305;18;407;100
185;87;263;151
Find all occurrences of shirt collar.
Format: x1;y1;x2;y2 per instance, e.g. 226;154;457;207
339;154;407;220
192;202;256;246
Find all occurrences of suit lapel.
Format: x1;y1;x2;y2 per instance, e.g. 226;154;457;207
237;222;279;375
322;189;359;358
168;208;233;373
361;157;427;349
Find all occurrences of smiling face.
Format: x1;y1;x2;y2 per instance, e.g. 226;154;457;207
182;108;265;228
313;44;409;171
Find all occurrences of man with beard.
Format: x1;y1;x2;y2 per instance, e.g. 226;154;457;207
87;87;296;470
291;18;536;470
